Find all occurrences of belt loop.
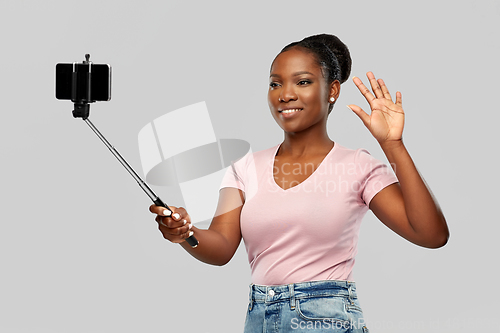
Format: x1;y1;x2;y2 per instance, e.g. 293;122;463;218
288;284;296;310
347;283;354;305
248;284;254;311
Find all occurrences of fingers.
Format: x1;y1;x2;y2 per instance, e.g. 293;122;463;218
395;91;402;106
157;215;193;236
353;72;396;103
366;72;385;99
155;205;188;227
156;214;186;228
149;204;172;217
151;205;194;243
347;104;370;129
377;78;393;101
352;76;376;103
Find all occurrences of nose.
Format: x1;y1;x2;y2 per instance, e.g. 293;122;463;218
279;83;297;103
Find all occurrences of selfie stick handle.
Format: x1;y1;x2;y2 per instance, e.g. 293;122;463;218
83;117;199;248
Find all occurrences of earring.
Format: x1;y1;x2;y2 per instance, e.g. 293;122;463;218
330;97;335;103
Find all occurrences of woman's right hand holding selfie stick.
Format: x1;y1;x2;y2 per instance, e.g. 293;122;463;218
150;205;195;244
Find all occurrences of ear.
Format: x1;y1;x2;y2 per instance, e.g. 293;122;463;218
329;80;341;102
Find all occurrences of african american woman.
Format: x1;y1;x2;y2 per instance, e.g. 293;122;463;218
150;34;449;332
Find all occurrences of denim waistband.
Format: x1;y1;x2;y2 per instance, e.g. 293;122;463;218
248;280;357;311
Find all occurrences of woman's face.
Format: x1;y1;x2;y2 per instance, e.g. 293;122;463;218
268;47;337;134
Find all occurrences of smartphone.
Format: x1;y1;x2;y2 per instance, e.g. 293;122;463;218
56;63;112;102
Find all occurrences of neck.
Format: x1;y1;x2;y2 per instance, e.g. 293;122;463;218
279;128;333;157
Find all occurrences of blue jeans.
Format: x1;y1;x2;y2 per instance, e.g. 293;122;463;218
244;280;369;332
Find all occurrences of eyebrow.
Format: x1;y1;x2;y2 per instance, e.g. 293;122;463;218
270;71;315;78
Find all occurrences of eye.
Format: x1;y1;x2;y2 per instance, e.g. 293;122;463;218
269;82;281;88
298;79;312;86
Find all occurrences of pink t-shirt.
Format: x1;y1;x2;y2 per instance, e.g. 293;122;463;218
219;143;398;286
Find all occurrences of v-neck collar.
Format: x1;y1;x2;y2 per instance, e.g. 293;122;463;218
270;142;337;192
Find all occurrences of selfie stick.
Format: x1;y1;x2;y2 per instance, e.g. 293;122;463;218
83;118;198;248
69;56;198;248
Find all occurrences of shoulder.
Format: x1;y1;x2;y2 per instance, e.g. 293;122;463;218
253;144;279;160
331;143;373;163
331;143;394;177
231;144;279;168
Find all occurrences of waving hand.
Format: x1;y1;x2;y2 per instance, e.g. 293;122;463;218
348;72;405;145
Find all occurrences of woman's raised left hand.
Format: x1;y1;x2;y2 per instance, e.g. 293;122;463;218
348;72;405;145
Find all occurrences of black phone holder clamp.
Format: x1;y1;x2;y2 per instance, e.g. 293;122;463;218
72;54;93;119
73;103;90;119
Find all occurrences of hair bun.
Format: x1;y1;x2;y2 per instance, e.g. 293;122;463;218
302;34;352;84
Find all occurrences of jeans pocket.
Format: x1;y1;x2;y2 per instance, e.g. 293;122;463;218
295;296;351;328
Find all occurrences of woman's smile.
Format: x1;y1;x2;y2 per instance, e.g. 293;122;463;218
278;108;303;118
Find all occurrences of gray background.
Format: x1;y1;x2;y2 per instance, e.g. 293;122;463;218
1;0;498;332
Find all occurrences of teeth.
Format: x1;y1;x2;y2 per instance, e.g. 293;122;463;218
281;109;301;114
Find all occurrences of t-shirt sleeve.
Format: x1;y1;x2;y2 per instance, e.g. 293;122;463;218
355;149;399;206
219;161;246;192
219;150;255;192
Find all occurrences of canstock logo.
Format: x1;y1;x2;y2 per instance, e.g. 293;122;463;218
138;102;250;224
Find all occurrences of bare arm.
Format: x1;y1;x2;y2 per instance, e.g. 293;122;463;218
349;72;449;248
370;141;448;248
150;187;245;265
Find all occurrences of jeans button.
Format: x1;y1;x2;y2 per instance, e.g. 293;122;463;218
268;289;275;297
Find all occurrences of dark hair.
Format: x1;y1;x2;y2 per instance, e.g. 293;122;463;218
279;34;352;85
